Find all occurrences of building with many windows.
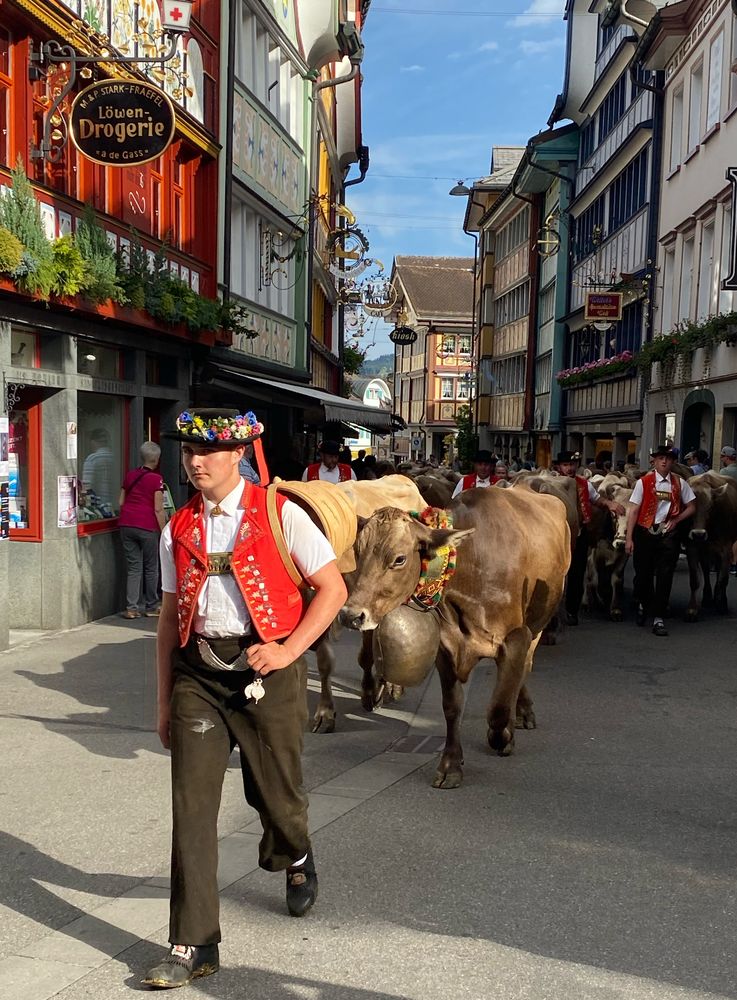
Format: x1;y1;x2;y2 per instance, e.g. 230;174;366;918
0;0;223;648
390;256;474;463
550;0;664;465
633;0;737;458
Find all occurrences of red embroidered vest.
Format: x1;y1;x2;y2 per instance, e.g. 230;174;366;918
575;476;593;525
637;471;682;528
169;482;303;647
461;473;500;491
306;462;352;482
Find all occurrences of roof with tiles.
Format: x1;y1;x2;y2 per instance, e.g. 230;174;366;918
393;256;474;322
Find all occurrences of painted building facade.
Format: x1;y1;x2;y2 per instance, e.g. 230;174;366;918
635;0;737;459
0;0;222;649
550;0;664;465
390;256;474;463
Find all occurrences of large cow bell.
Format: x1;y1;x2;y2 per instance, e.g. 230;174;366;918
372;604;440;687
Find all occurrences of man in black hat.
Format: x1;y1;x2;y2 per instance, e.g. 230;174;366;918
302;440;356;483
625;443;696;636
555;450;626;626
451;449;498;498
143;409;348;989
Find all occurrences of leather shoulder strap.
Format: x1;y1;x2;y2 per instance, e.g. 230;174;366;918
265;484;304;586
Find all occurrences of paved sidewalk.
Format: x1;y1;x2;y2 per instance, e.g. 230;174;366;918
2;562;737;1000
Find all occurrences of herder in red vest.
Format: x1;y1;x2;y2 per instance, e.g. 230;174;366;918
556;449;626;627
625;443;696;636
302;439;356;483
143;409;347;990
451;449;498;498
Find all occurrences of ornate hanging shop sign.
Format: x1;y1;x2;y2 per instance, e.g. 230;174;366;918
69;79;175;166
584;291;622;322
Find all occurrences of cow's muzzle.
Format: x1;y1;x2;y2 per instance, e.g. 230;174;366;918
613;538;626;550
339;606;370;631
689;528;708;542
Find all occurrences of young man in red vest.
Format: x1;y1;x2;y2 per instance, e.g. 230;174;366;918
556;450;626;626
143;409;347;989
302;440;356;483
451;449;498;498
625;443;695;636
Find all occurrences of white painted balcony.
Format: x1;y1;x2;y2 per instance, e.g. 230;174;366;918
594;26;637;83
564;373;640;418
571;206;649;313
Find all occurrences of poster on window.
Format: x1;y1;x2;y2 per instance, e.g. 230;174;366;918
58;476;78;528
0;482;8;540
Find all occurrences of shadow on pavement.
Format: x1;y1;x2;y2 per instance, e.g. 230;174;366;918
0;831;156;967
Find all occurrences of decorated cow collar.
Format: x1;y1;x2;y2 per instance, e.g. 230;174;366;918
406;507;458;612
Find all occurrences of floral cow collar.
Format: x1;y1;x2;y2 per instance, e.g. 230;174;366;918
406;507;458;612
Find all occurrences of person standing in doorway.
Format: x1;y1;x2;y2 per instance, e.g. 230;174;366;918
118;441;166;619
143;409;347;990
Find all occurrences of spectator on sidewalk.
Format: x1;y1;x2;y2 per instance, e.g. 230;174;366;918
118;441;166;619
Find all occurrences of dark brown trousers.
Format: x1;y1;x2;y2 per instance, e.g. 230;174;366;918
168;637;309;945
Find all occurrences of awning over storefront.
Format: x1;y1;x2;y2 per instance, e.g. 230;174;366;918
217;367;398;434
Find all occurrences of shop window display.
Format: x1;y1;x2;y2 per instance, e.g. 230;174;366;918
77;393;124;522
8;400;41;540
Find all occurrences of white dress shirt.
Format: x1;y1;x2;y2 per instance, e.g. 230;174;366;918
301;463;357;483
160;479;337;637
629;472;696;525
451;475;491;499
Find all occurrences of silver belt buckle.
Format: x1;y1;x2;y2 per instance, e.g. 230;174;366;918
197;637;249;671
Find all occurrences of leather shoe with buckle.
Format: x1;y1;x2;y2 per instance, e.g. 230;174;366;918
142;943;219;989
635;604;646;626
652;621;669;637
286;849;318;917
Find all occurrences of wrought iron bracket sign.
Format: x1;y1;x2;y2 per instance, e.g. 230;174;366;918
722;167;737;291
389;325;418;345
70;79;175;165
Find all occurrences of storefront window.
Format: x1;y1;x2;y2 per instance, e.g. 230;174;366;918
77;344;126;379
8;400;42;541
10;330;39;368
77;393;125;524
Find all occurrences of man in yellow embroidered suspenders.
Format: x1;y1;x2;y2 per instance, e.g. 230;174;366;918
143;409;347;989
625;443;696;636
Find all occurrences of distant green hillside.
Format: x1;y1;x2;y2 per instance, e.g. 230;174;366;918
360;353;393;378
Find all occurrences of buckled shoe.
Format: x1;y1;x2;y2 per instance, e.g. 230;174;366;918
286;849;318;917
652;621;669;637
635;604;646;626
142;944;219;989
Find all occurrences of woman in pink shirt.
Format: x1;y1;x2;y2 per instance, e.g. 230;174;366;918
118;441;166;619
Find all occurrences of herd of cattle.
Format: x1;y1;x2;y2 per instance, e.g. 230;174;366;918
306;460;737;789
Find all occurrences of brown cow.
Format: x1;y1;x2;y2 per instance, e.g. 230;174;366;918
685;472;737;619
340;487;571;788
585;484;633;621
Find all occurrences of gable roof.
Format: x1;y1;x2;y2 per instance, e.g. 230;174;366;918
392;256;474;322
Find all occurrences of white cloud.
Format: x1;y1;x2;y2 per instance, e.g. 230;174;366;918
400;64;425;73
519;36;565;55
509;0;565;29
446;51;463;60
478;41;499;52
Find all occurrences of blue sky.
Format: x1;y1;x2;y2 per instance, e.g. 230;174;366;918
346;0;567;358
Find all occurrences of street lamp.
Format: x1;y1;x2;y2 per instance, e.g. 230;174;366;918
29;0;194;163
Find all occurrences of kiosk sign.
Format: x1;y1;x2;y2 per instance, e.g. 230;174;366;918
70;79;175;166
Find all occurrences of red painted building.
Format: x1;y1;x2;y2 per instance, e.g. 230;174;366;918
0;0;222;647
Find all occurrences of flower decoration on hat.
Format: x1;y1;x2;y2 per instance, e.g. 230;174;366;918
176;410;264;442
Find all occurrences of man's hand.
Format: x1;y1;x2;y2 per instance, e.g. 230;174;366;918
246;641;295;675
158;707;171;749
625;537;634;556
608;500;626;516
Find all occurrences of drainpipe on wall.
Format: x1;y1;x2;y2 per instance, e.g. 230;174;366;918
220;0;237;355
